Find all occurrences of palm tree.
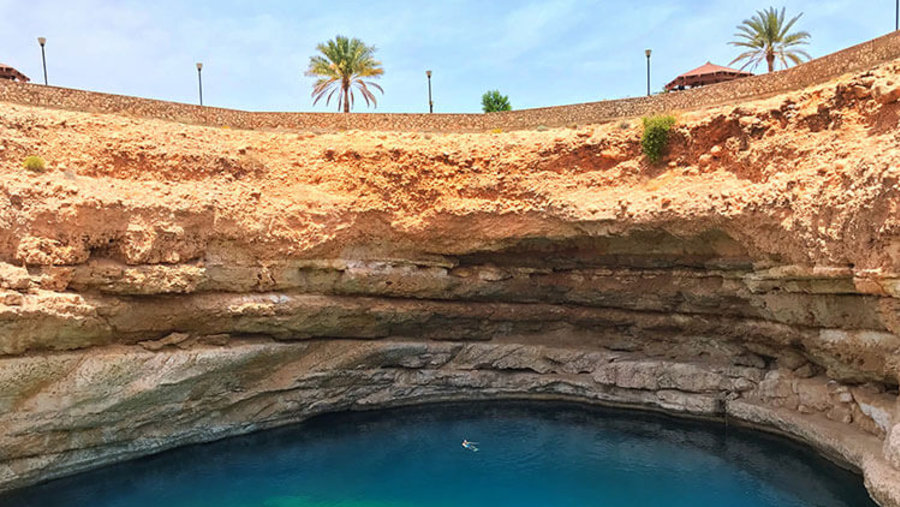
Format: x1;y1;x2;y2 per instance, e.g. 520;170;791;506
729;7;811;73
305;35;384;113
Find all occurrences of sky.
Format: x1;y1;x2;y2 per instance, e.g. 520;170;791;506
0;0;892;113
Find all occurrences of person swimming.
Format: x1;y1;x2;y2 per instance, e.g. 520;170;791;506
462;439;479;452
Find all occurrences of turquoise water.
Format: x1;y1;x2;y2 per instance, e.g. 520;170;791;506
0;402;876;507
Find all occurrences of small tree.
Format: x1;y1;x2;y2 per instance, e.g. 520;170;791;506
482;90;511;113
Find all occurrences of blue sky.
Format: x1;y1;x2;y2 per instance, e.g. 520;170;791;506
0;0;891;113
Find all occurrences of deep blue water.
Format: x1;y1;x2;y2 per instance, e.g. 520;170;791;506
0;402;876;507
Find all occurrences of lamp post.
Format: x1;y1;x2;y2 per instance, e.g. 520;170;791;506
37;37;48;85
196;62;203;106
426;70;433;113
896;0;898;31
645;49;652;96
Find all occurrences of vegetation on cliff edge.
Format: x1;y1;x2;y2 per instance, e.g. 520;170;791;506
23;156;46;172
641;114;676;164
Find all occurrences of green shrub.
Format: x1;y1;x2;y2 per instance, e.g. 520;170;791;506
481;90;512;113
641;115;676;164
23;156;46;172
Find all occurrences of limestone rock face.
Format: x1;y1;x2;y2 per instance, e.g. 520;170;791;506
888;399;900;470
1;58;900;505
887;425;900;469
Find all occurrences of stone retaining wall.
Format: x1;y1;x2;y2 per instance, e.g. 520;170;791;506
1;30;900;132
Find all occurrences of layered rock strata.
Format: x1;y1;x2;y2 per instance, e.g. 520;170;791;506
2;62;900;504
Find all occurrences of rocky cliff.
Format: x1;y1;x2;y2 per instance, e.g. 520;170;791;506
1;61;900;505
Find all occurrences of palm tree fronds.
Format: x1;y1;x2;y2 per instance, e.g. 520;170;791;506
729;6;812;73
305;35;384;112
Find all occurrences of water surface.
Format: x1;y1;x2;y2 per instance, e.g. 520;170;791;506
0;401;876;507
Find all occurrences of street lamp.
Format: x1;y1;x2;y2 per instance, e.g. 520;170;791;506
896;0;898;31
196;62;203;106
645;49;652;96
37;37;48;85
426;70;433;113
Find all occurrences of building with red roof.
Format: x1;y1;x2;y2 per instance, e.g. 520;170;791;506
665;62;752;92
0;63;30;83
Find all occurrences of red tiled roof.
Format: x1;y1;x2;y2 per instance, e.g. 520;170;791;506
665;62;752;91
0;63;30;82
676;62;752;78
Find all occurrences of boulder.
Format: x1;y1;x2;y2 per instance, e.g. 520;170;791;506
872;78;900;104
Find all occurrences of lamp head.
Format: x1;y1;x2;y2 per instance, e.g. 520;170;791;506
645;49;652;58
196;62;203;71
426;70;432;78
38;37;47;46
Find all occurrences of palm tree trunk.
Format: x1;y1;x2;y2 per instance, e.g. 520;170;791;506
766;51;775;73
342;80;350;113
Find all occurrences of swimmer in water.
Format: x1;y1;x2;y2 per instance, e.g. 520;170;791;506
462;439;479;452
